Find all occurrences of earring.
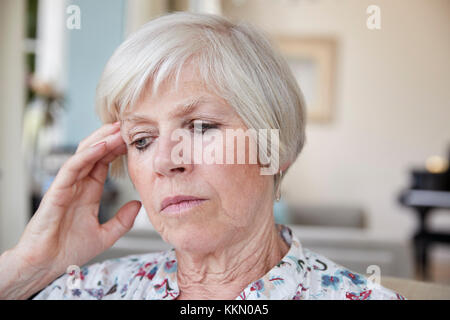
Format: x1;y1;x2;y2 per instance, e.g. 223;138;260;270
275;170;283;201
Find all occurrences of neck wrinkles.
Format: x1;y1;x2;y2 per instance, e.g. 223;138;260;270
175;219;290;300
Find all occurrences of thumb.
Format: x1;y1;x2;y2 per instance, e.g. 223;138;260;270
100;200;142;248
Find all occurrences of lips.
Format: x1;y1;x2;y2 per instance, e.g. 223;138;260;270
160;195;206;212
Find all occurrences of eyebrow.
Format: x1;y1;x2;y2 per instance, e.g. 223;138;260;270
122;96;214;124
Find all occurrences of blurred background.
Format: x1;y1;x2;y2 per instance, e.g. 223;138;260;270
1;0;449;286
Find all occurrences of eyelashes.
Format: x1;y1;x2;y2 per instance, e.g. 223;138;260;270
131;137;152;152
130;121;220;153
191;121;219;134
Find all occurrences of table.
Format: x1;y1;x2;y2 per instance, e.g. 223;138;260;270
399;189;450;280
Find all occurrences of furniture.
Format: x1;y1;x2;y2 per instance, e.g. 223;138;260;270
381;276;450;300
399;189;450;281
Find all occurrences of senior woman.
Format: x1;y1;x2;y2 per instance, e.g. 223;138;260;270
0;12;403;300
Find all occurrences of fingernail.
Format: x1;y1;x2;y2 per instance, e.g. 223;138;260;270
91;141;106;148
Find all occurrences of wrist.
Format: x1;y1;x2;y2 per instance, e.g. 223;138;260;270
0;248;58;299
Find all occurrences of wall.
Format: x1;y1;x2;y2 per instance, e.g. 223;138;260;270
64;0;126;146
223;0;450;240
0;0;29;252
125;0;168;37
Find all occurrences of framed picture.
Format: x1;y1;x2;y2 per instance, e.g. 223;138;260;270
273;37;336;122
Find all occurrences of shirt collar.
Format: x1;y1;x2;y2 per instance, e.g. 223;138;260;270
236;224;308;300
145;224;307;300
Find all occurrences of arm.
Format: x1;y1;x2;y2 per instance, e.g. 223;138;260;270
0;248;58;300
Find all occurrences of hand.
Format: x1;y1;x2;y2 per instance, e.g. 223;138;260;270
1;122;141;299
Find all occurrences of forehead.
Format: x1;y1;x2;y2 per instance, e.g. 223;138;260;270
121;86;239;129
124;61;229;115
120;62;244;126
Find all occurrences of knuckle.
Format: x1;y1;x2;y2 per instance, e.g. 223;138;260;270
77;139;88;151
63;153;80;170
116;215;130;233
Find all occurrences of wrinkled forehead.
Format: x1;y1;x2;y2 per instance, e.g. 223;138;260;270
119;61;224;120
121;95;228;124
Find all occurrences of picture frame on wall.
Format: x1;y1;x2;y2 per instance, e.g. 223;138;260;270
273;37;337;123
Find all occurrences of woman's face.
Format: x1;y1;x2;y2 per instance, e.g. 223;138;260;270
121;64;274;254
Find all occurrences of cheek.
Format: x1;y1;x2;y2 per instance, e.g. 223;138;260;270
127;153;166;230
127;153;142;184
209;163;270;219
127;152;154;199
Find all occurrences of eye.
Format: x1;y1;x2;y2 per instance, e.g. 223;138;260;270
131;137;152;152
190;121;219;134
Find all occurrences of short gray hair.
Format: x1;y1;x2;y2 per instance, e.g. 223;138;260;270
95;11;307;194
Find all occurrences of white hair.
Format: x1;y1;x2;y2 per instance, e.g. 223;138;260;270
95;11;307;196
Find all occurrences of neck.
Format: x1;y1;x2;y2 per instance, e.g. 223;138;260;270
175;219;290;300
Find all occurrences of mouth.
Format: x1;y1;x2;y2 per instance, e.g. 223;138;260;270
160;195;207;214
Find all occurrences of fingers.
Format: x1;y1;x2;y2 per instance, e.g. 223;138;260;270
76;130;128;181
88;143;128;184
76;121;121;153
100;201;142;248
51;131;126;191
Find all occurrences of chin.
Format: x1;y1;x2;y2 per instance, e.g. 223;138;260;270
168;223;225;254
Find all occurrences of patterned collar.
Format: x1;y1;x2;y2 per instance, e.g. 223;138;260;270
143;224;308;300
35;224;404;300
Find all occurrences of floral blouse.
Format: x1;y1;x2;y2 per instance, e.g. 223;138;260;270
33;225;405;300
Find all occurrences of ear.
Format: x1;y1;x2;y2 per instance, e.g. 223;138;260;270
279;161;292;173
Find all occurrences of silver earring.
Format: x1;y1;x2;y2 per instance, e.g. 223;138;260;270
275;170;283;201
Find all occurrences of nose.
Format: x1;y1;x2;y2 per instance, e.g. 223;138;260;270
153;132;193;177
